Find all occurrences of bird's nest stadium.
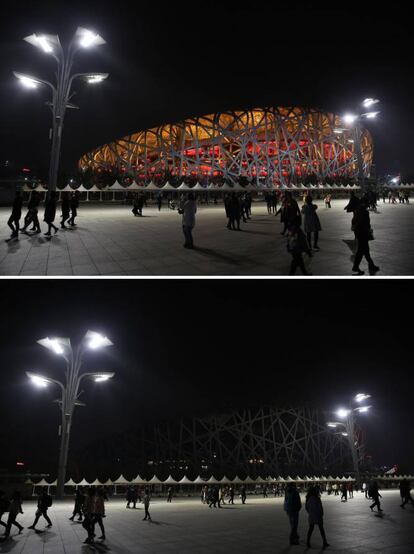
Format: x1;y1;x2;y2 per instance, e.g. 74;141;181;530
79;107;373;187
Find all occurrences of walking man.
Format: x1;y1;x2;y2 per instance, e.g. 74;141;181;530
61;192;70;228
21;190;41;234
142;489;151;521
351;197;379;275
228;485;234;505
3;491;24;539
28;487;53;530
167;487;173;503
240;485;247;505
179;192;197;249
399;479;414;508
7;190;23;238
69;487;85;521
284;482;302;546
369;481;383;512
68;191;79;227
44;191;59;236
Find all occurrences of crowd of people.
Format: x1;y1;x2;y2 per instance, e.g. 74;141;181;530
7;190;80;240
1;479;413;546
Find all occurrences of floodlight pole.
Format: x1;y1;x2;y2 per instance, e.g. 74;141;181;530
343;412;361;487
354;119;366;194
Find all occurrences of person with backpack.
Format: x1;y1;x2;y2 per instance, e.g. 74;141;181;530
284;482;302;545
286;224;313;275
28;487;52;530
305;486;329;549
3;491;24;538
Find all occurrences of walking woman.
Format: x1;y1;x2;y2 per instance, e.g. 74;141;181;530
179;192;197;248
301;195;321;251
82;487;96;544
68;192;79;227
61;192;70;228
305;486;329;549
94;488;106;541
3;491;24;538
44;191;59;236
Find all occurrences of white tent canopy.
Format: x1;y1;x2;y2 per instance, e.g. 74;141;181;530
88;185;104;192
193;476;206;484
145;181;160;191
131;474;147;484
113;474;130;484
206;475;220;484
220;182;235;192
232;182;245;191
128;181;142;190
162;182;177;191
231;476;244;484
219;476;232;483
77;478;92;486
58;185;74;192
102;478;113;486
163;475;179;484
178;183;191;191
148;475;163;484
110;180;126;191
90;478;104;486
178;476;194;485
76;185;88;192
33;478;51;486
192;182;206;191
65;478;79;486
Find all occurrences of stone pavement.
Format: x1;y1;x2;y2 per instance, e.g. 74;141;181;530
0;490;412;553
0;200;413;276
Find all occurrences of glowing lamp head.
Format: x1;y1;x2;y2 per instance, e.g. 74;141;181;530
362;98;379;108
343;114;358;125
35;35;54;53
20;76;38;88
77;27;106;48
341;432;349;437
327;422;338;428
364;111;379;119
26;372;49;388
355;393;371;403
336;408;351;419
85;330;113;350
85;74;108;84
93;372;114;382
356;405;371;413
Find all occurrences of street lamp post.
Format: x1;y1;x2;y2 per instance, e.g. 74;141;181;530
26;331;114;499
326;393;372;487
338;99;380;194
13;28;108;193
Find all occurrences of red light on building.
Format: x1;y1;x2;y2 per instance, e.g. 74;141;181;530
22;168;31;173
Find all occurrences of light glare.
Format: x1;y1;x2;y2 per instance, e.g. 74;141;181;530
19;76;38;88
343;114;358;125
36;35;53;53
363;98;379;108
355;393;370;402
336;408;351;419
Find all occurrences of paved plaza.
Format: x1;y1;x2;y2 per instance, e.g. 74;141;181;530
0;490;412;553
0;199;413;276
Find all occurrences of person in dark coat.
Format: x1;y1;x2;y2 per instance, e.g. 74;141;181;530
21;190;41;233
369;481;383;512
399;479;414;508
28;487;53;530
277;192;301;235
228;485;234;504
287;224;312;275
301;195;321;251
44;191;59;235
228;193;241;230
61;192;71;228
68;192;79;226
3;490;24;539
305;486;329;548
69;487;85;521
240;485;247;504
167;487;173;503
351;198;379;275
132;194;144;216
284;482;302;545
7;191;23;238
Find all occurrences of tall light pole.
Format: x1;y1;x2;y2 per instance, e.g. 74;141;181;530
326;393;372;487
335;98;380;194
13;28;108;193
26;331;114;498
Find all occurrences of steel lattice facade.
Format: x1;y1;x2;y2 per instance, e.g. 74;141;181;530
79;107;373;187
77;407;363;478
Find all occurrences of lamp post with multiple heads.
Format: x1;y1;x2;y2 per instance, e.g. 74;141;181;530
26;331;114;499
334;98;380;194
326;393;372;487
13;28;108;193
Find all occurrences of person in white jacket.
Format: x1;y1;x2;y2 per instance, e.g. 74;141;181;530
179;193;197;249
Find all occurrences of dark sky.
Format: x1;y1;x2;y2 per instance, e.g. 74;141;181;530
0;280;413;474
1;2;413;178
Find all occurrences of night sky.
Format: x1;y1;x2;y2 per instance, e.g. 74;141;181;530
1;2;413;178
0;280;413;475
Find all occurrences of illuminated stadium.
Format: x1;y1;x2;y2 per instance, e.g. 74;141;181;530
79;107;373;187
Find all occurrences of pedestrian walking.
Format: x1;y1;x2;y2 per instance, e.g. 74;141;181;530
348;482;353;499
157;193;162;211
21;190;41;234
228;485;234;505
68;191;79;227
167;487;173;503
132;194;144;216
369;481;383;512
61;192;70;228
301;195;321;251
142;489;151;521
44;191;59;236
2;491;24;539
340;483;348;502
179;192;197;248
0;490;8;531
28;487;53;530
362;482;368;498
351;197;380;275
69;487;85;521
94;488;106;541
219;487;226;506
277;192;301;235
284;482;302;545
240;485;247;505
305;486;329;549
286;224;313;276
228;193;241;230
399;479;414;508
82;487;96;544
7;191;23;238
324;193;331;208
